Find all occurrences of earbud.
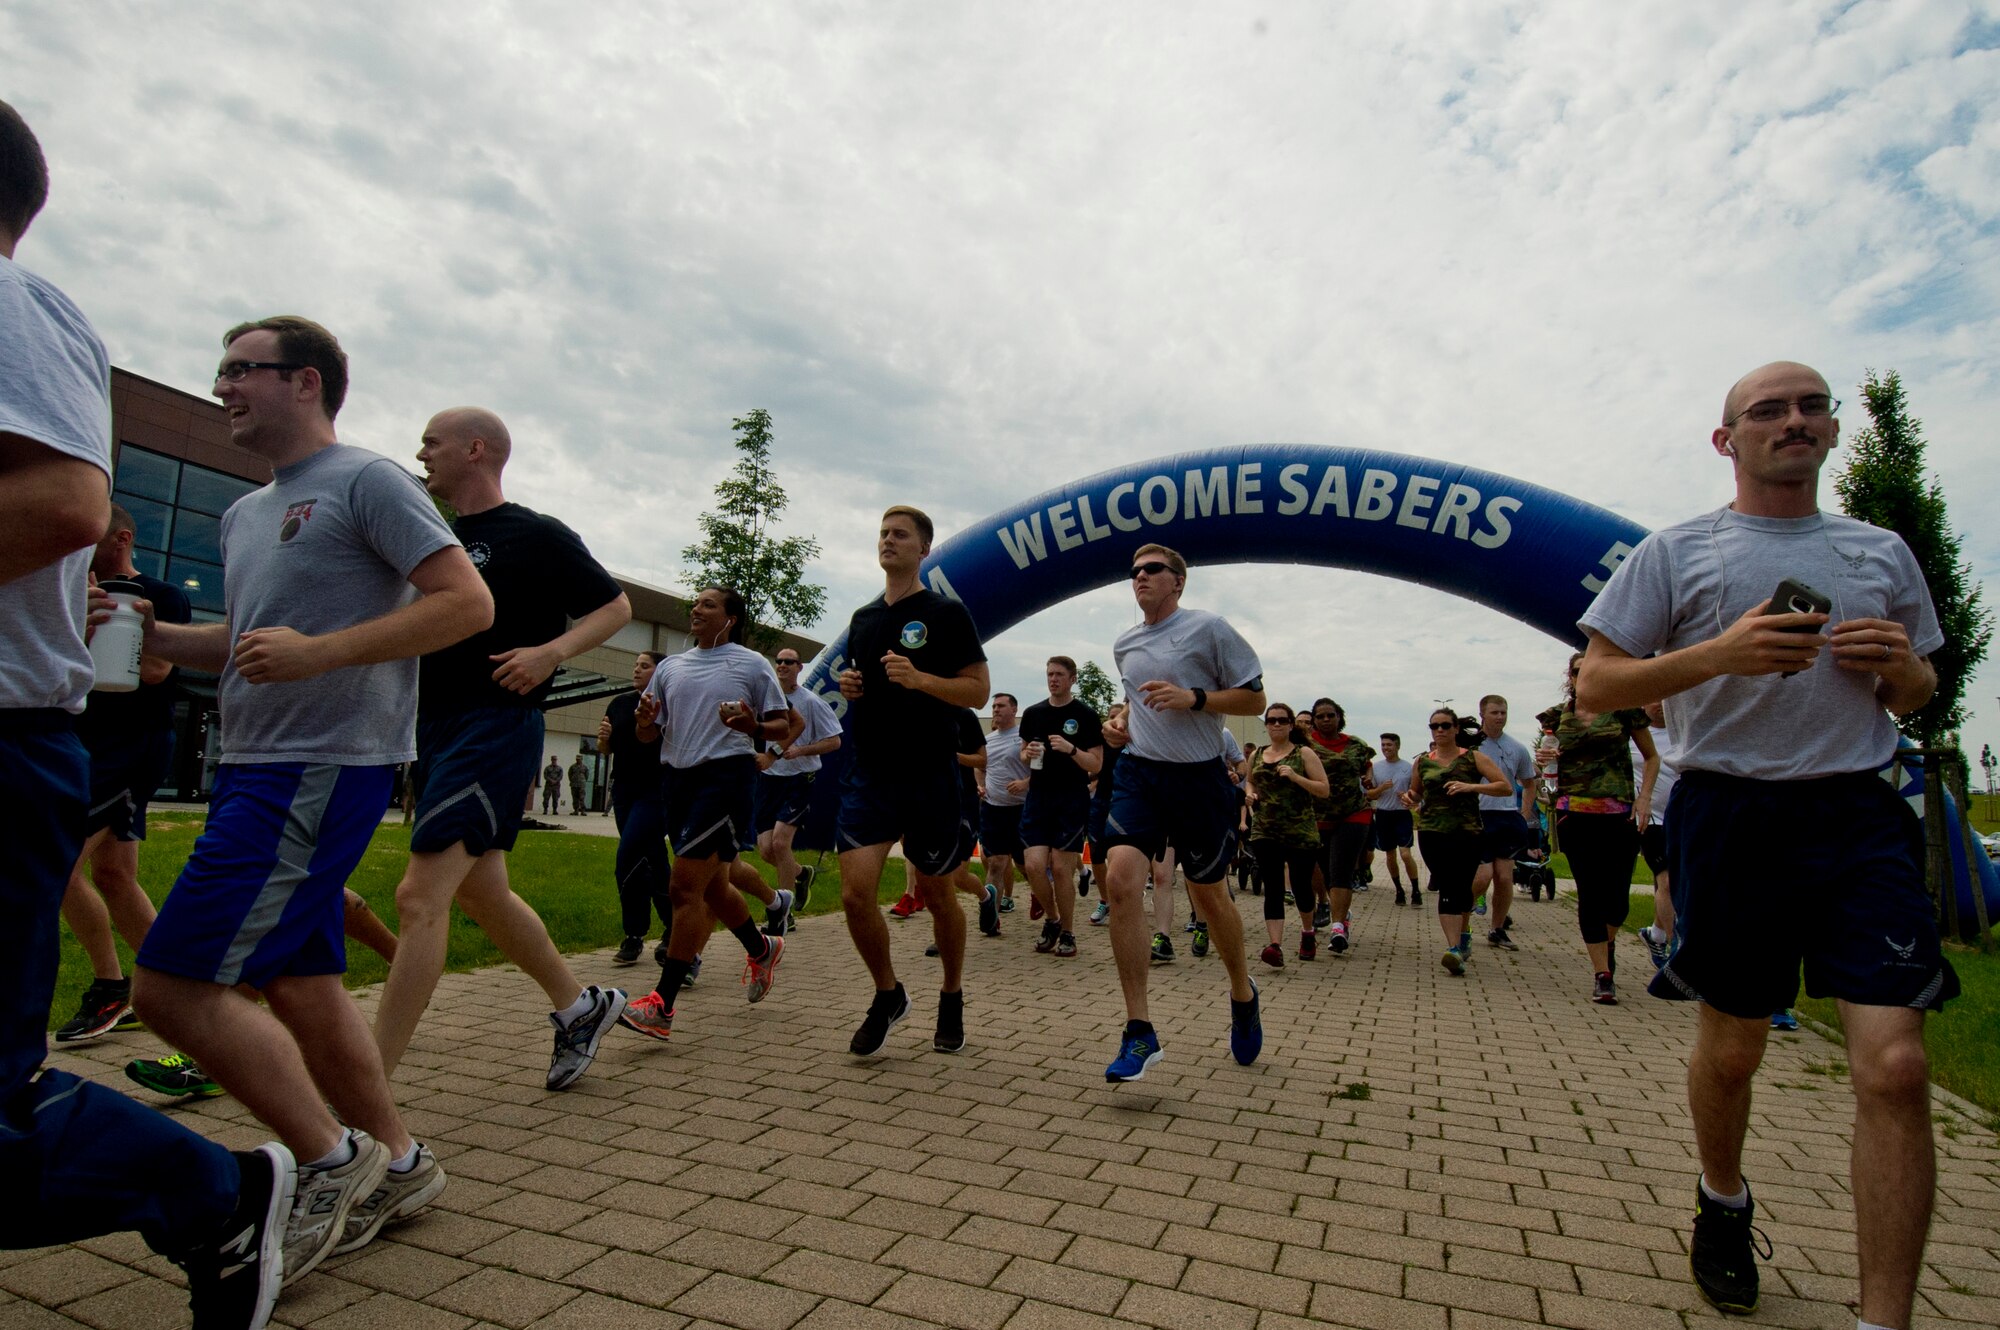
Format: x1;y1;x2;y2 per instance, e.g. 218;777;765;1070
1720;443;1736;457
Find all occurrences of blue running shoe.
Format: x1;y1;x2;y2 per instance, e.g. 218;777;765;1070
1106;1026;1163;1082
1229;979;1262;1066
1640;925;1673;971
1769;1010;1799;1031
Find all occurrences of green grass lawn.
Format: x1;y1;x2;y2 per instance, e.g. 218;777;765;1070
50;812;907;1033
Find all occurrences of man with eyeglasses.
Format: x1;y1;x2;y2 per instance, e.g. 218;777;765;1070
1577;362;1947;1329
1100;544;1266;1082
751;647;842;922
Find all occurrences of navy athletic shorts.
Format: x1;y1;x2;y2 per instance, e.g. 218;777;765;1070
837;754;968;878
1371;809;1414;850
980;801;1025;858
753;770;815;835
1477;810;1532;864
1105;753;1237;883
140;762;391;988
1020;788;1089;854
1651;769;1958;1018
664;754;756;860
411;706;543;856
83;728;174;842
1639;823;1669;876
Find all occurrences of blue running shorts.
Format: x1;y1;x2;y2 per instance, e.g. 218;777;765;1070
1105;754;1238;883
411;707;543;856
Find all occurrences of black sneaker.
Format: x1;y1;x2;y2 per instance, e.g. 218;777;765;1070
1689;1184;1770;1314
1487;928;1518;951
1394;886;1406;905
613;936;643;966
174;1143;294;1330
794;865;815;913
978;884;1000;937
56;982;134;1043
850;984;911;1056
1034;919;1061;954
934;990;965;1054
1150;932;1174;964
126;1052;225;1098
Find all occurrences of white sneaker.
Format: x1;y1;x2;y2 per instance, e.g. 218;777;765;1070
333;1144;447;1255
284;1132;389;1285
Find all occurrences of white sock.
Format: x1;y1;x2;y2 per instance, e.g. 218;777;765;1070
1699;1175;1749;1208
389;1142;421;1173
555;988;596;1022
1857;1321;1896;1330
307;1129;357;1171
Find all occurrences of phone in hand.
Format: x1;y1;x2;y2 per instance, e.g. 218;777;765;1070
1770;578;1831;678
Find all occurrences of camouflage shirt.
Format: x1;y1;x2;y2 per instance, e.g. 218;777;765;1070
1537;704;1648;807
1249;745;1321;847
1307;731;1378;821
1412;750;1483;835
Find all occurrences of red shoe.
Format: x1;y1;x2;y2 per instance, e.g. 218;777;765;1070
1260;943;1284;969
1029;897;1045;921
889;893;923;919
617;991;675;1041
1298;932;1317;961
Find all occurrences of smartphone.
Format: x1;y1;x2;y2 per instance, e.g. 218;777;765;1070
1770;578;1831;677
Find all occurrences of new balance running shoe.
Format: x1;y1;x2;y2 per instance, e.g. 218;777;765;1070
172;1142;292;1330
1105;1026;1163;1083
334;1144;446;1256
283;1132;388;1286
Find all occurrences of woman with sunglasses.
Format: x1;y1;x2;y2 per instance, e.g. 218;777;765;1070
1404;708;1511;975
1249;704;1330;965
1536;653;1658;1005
1303;698;1376;955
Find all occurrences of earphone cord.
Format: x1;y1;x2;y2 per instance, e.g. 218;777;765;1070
1705;508;1845;637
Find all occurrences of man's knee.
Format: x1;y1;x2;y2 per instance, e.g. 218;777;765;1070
1849;1028;1931;1106
1694;1010;1770;1083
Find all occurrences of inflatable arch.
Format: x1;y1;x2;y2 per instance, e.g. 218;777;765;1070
795;444;1998;932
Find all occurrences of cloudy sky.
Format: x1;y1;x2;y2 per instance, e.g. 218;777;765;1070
10;1;1999;759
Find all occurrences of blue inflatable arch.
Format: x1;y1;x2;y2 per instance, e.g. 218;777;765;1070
795;443;1997;931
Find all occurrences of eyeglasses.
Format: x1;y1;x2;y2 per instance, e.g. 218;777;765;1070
1428;721;1456;731
1129;561;1173;579
215;360;303;383
1724;395;1839;425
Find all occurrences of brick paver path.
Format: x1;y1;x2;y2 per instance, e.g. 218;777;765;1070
9;883;1998;1330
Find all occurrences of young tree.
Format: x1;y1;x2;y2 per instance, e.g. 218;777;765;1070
682;409;827;651
1075;660;1117;716
1832;369;1993;746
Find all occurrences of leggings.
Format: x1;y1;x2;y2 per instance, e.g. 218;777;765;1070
1558;810;1639;941
1417;830;1480;914
1253;839;1319;921
612;782;674;939
1322;820;1370;891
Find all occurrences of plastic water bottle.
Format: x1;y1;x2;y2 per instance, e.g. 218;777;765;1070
1537;726;1559;799
90;580;145;693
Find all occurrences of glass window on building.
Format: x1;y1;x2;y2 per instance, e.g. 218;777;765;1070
169;509;224;565
167;556;225;615
113;446;180;504
177;465;257;517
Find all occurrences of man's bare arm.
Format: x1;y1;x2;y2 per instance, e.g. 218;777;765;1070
491;593;632;695
230;546;492;684
1576;600;1829;713
0;434;109;586
887;658;990;710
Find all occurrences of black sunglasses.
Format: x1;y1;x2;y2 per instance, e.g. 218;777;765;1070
1129;561;1173;579
1428;721;1456;730
1264;715;1291;725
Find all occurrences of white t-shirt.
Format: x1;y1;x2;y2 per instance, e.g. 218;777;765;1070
1113;606;1264;764
766;684;841;777
1580;508;1943;780
0;257;112;713
984;726;1029;807
643;642;786;769
1371;758;1413;810
1636;731;1679;826
1478;731;1537;812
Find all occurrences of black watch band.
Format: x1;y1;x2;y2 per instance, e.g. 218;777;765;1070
1190;687;1207;712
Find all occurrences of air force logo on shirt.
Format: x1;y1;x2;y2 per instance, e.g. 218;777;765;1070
1062;718;1080;736
900;621;928;649
464;541;492;569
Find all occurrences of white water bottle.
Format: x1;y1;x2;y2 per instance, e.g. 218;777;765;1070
90;580;145;693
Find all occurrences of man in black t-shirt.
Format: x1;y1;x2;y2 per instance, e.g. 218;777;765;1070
836;505;989;1058
1017;656;1104;958
53;505;193;1043
375;407;634;1092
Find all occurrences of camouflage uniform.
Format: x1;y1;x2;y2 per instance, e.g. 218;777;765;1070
1307;732;1377;822
1413;751;1483;835
1249;746;1321;847
1536;704;1648;810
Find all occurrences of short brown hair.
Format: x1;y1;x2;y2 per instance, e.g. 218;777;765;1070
222;315;350;420
1046;656;1077;676
0;99;48;242
882;505;934;549
1132;543;1186;579
105;503;136;540
1478;694;1507;712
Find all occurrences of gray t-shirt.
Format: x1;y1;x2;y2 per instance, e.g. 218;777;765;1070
1371;757;1412;810
1580;507;1943;781
218;444;459;764
983;726;1029;807
766;684;841;777
1113;607;1264;764
0;257;112;713
1478;731;1537;812
641;642;786;769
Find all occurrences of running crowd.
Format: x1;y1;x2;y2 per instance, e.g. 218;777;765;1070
0;100;1955;1330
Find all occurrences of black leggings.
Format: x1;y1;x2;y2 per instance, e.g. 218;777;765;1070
1558;811;1639;942
1253;839;1318;921
1322;821;1370;893
612;784;674;939
1417;830;1480;914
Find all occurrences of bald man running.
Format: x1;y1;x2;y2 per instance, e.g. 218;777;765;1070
374;408;635;1092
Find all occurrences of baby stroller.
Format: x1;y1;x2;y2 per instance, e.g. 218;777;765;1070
1515;804;1557;902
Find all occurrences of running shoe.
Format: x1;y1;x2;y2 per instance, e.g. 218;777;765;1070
850;984;911;1056
889;892;922;919
794;865;815;913
743;935;785;1003
1641;925;1673;970
1151;932;1175;963
548;986;626;1090
979;884;1001;936
1298;931;1316;961
1089;900;1111;926
1105;1026;1163;1083
618;991;675;1040
1035;919;1061;954
1077;867;1092;897
113;1009;143;1031
613;936;643;966
1441;948;1465;976
1185;912;1199;933
1229;979;1262;1066
935;990;965;1054
1055;932;1077;957
56;982;134;1043
1410;889;1423;908
173;1142;292;1330
1358;864;1373;886
764;888;795;938
334;1144;446;1255
1327;921;1349;955
126;1052;224;1098
924;942;940;957
686;953;703;986
1473;896;1487;917
1260;942;1284;968
1689;1183;1769;1315
1190;923;1209;958
654;938;669;966
1030;896;1045;922
999;896;1016;913
1313;902;1332;930
1769;1010;1799;1031
1487;927;1518;951
1459;930;1473;954
1394;886;1406;906
1591;972;1617;1005
284;1131;389;1286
